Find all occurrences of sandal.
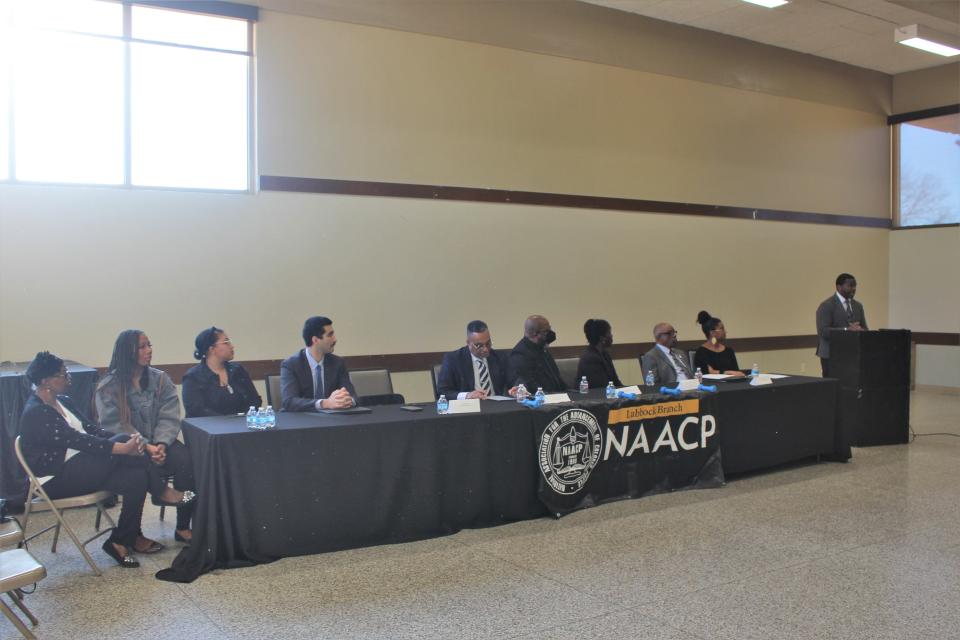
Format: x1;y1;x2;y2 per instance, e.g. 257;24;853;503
134;536;165;554
101;540;140;568
152;490;197;508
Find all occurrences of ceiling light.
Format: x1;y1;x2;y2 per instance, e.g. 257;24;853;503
895;24;960;57
741;0;789;8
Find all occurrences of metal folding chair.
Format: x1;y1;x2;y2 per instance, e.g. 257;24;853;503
14;437;116;576
0;548;46;639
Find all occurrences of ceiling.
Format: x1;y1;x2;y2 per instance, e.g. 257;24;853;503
580;0;960;74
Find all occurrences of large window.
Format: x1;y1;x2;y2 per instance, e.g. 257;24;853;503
895;112;960;227
0;0;254;191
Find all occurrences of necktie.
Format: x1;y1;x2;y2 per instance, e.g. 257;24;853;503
670;350;689;376
477;359;493;395
313;363;325;399
844;299;853;322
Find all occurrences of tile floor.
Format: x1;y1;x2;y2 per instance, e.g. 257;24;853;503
3;390;957;639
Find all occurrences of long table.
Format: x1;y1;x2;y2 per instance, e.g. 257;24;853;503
157;376;844;583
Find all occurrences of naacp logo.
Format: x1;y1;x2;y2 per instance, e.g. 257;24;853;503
539;409;602;495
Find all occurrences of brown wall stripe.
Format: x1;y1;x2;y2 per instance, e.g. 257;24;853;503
887;103;960;126
259;176;891;229
97;333;957;384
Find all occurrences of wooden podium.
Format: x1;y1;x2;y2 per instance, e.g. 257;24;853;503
831;329;911;446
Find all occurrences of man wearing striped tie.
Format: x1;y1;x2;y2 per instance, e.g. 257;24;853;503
436;320;511;399
816;273;868;377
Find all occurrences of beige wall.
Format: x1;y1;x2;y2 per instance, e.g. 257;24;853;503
892;62;960;114
0;9;894;403
889;226;960;388
258;11;889;217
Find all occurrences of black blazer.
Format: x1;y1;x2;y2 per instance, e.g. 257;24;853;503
508;337;566;392
19;394;115;477
816;294;868;358
182;361;262;418
436;347;509;398
576;346;623;389
279;349;357;412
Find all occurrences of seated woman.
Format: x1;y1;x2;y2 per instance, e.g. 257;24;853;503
97;330;196;544
576;319;624;389
182;327;261;418
19;352;189;567
694;311;745;377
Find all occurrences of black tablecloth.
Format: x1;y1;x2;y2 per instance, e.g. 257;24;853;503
158;376;845;583
0;361;98;510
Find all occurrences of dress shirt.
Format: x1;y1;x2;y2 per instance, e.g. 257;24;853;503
457;354;491;400
656;343;689;382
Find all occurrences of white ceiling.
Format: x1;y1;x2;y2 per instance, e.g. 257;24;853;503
580;0;960;74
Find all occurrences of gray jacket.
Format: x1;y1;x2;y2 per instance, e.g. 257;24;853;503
641;346;693;387
96;367;182;445
815;294;867;359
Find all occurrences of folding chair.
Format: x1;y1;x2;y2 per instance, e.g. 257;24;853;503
0;548;46;639
264;374;282;408
14;436;116;576
0;520;23;549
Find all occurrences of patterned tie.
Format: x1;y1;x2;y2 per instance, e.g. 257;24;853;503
477;358;493;395
844;299;853;322
313;363;325;399
670;350;689;376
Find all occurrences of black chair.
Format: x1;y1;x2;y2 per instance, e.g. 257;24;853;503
431;364;443;399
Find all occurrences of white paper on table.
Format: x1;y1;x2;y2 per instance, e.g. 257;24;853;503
447;399;482;413
486;395;514;402
542;393;571;404
678;379;700;391
617;385;642;395
702;374;732;380
766;374;789;379
749;374;774;386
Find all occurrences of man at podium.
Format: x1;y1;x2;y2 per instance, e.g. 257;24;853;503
816;273;868;377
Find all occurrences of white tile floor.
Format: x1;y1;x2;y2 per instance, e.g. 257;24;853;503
3;391;958;640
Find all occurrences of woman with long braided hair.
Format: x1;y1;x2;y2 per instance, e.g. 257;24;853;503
97;330;196;545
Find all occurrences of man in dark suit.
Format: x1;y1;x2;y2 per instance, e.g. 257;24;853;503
816;273;868;377
280;316;357;412
508;315;566;392
641;322;693;387
436;320;511;399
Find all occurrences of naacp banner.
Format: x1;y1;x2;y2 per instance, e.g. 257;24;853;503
536;395;723;516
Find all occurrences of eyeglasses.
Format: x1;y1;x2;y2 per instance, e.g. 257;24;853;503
470;341;492;350
51;371;71;379
657;330;677;338
215;339;232;346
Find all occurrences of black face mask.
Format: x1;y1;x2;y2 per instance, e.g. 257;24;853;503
543;330;557;345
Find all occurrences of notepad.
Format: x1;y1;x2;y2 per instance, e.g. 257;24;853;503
543;393;571;405
447;399;482;414
617;385;642;394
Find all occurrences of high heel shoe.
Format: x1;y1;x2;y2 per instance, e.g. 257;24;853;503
101;539;140;568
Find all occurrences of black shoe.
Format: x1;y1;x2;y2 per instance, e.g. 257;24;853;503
102;539;140;568
174;530;191;545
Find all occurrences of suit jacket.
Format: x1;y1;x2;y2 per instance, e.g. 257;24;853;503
816;295;867;358
19;394;115;477
436;347;509;398
576;346;623;389
508;337;566;392
280;349;357;412
641;346;693;387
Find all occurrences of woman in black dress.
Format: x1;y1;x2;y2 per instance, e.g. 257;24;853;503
181;327;261;418
575;319;624;389
693;311;745;376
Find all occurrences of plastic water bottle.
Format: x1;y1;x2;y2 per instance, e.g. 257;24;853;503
695;367;703;385
579;376;589;394
534;387;545;404
246;406;257;430
751;363;760;378
256;407;267;430
645;370;655;387
437;394;448;415
516;384;528;403
265;405;276;429
605;381;617;399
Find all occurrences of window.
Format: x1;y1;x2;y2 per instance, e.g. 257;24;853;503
895;112;960;227
0;0;255;191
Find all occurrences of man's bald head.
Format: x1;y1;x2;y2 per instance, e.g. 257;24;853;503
524;315;549;338
653;322;677;347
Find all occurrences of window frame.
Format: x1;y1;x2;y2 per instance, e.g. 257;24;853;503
0;0;257;193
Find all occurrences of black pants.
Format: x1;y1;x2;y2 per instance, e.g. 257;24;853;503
155;440;195;531
820;358;830;378
42;442;149;549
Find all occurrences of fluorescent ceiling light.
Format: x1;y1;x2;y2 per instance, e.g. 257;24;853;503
895;24;960;57
741;0;789;7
